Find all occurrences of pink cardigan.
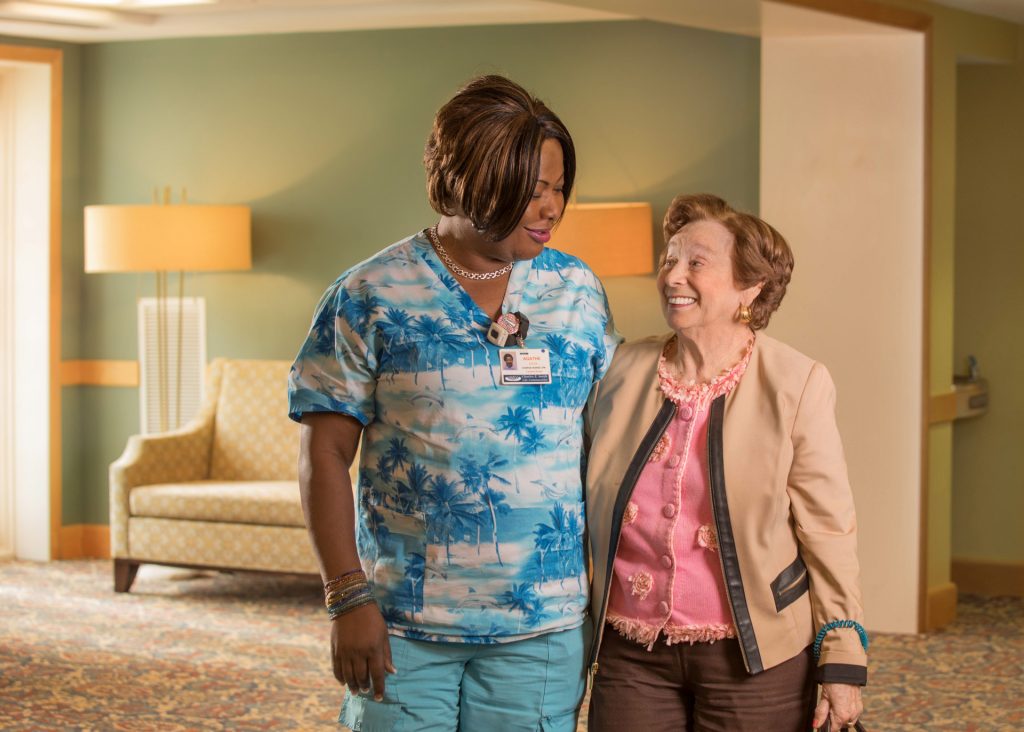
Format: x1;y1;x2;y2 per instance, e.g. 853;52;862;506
605;338;752;649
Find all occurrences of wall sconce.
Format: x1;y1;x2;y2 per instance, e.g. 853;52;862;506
84;199;251;432
548;202;654;277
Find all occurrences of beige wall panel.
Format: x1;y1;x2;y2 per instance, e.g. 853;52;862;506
761;24;925;633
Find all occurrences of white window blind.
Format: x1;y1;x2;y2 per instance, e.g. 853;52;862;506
137;296;206;434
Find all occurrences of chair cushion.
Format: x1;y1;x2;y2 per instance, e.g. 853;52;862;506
129;481;305;527
209;360;300;481
127;518;318;574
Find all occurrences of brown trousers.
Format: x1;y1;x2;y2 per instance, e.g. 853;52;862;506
588;627;817;732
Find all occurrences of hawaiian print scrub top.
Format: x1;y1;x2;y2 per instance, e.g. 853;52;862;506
288;231;620;644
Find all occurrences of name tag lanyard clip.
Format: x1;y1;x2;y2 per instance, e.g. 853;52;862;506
487;311;530;348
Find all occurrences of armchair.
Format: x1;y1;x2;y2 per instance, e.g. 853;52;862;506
110;358;356;592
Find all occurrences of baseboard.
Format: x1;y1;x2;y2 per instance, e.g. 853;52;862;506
952;558;1024;597
59;524;110;559
925;581;957;631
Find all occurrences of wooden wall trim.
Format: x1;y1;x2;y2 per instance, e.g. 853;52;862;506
0;45;62;64
773;0;932;31
925;581;957;630
928;392;957;424
49;49;62;562
58;524;110;560
61;360;140;387
952;558;1024;598
918;17;933;637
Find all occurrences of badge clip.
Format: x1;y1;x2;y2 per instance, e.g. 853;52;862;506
487;312;529;348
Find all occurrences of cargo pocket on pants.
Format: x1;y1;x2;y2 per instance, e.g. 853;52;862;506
339;691;403;732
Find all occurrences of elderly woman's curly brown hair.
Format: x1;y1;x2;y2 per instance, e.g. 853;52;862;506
663;193;794;330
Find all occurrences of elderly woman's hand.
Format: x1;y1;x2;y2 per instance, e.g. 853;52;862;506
812;682;863;730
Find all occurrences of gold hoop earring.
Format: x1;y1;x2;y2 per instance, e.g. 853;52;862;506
738;305;752;324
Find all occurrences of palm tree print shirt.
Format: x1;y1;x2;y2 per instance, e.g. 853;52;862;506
288;231;621;643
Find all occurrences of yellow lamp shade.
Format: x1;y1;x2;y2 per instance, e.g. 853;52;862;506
84;204;251;273
548;202;653;277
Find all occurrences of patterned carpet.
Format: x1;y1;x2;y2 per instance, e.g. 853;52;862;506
1;560;1021;731
1;560;337;731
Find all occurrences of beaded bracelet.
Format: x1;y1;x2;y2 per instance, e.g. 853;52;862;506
813;619;869;660
325;582;370;608
324;568;364;591
327;586;376;620
324;574;368;602
323;569;375;620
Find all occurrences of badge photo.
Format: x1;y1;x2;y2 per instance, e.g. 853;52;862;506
499;348;552;386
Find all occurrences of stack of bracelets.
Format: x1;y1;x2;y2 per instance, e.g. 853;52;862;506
324;569;375;620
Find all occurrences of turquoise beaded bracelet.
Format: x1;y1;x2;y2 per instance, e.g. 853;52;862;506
813;619;869;660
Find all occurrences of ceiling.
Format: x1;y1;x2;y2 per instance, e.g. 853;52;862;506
0;1;631;43
0;0;1022;44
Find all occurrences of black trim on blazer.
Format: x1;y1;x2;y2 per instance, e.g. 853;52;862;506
771;554;809;613
708;395;764;674
588;399;676;668
816;663;868;686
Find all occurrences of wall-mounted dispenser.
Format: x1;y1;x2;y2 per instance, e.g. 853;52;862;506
953;355;989;420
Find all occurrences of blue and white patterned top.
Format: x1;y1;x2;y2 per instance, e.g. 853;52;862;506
288;231;620;643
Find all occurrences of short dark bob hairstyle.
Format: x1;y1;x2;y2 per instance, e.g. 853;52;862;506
662;194;794;331
424;75;576;242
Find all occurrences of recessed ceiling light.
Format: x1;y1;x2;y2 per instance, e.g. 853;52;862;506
0;0;156;25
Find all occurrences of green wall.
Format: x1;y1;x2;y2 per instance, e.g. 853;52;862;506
65;20;759;524
912;5;1019;590
952;31;1024;564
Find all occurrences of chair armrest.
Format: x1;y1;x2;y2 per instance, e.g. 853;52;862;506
109;417;214;557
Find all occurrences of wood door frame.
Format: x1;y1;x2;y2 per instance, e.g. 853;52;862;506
0;44;63;560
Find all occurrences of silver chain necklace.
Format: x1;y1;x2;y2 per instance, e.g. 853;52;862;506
427;226;513;281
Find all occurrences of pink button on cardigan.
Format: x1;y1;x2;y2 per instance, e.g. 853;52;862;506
605;338;753;649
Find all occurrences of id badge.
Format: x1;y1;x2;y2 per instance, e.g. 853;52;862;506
499;348;552;385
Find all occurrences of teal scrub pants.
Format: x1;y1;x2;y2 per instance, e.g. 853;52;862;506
339;621;589;732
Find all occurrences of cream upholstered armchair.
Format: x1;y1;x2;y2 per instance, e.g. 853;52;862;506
110;358;356;592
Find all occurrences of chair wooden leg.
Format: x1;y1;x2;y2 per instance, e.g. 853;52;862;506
114;559;140;593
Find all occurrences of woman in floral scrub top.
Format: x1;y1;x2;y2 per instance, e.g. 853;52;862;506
289;75;618;732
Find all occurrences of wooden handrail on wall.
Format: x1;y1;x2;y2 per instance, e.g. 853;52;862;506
928;392;958;424
61;360;139;387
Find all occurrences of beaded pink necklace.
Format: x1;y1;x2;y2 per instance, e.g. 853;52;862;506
657;334;755;409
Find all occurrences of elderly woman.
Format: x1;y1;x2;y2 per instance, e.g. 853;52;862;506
585;194;866;731
288;75;618;731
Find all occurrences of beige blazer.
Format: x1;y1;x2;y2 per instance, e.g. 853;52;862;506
585;333;867;684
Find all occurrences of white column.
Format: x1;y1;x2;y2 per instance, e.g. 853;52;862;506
0;70;14;560
2;60;53;561
761;2;925;633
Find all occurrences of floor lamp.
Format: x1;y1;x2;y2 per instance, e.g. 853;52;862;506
84;202;251;432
